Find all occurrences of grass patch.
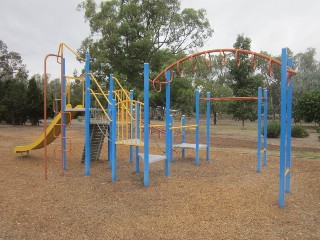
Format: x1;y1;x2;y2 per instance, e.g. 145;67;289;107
293;152;320;159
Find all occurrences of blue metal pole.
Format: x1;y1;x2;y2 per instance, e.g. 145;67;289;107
129;90;134;164
143;63;150;186
286;59;293;193
61;58;67;171
170;115;173;163
195;89;200;165
165;70;171;176
108;75;114;168
84;54;91;176
111;98;117;182
263;89;268;166
136;103;140;173
110;75;117;162
257;87;262;173
181;115;186;158
107;90;111;163
279;48;288;208
109;74;114;100
206;92;211;161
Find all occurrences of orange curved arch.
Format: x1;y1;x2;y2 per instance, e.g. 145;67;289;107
152;48;297;92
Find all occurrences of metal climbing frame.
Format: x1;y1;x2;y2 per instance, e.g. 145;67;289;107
199;87;268;172
44;43;87;179
146;48;296;208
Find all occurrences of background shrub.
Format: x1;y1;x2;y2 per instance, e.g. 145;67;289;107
263;121;280;138
291;125;309;138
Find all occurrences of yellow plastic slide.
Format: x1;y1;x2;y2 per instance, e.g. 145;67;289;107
13;105;83;153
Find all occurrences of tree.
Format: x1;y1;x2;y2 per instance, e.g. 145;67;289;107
0;40;28;81
47;78;61;118
296;90;320;125
255;51;281;120
171;76;194;115
190;56;233;124
227;75;263;127
26;77;43;125
292;48;320;121
77;0;213;95
0;40;28;124
227;34;264;127
203;82;233;125
1;78;28;125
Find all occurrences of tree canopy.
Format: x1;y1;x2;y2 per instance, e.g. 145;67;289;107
291;48;320;123
296;90;320;124
225;34;264;126
77;0;213;92
0;40;28;81
26;77;43;125
0;40;29;125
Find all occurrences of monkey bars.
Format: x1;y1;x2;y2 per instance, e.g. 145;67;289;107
151;48;297;92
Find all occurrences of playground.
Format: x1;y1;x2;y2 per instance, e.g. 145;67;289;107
1;43;319;239
1;119;319;239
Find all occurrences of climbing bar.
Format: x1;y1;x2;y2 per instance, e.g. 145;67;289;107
65;76;84;81
170;124;198;130
57;43;86;63
218;50;227;65
66;81;71;105
268;59;274;76
176;61;185;76
94;93;109;96
204;52;213;67
189;56;199;71
251;54;257;70
235;50;241;67
53;138;71;162
285;168;290;176
149;124;166;128
88;88;111;121
114;91;133;117
113;90;130;102
113;77;131;100
115;99;143;120
88;73;110;103
147;125;183;136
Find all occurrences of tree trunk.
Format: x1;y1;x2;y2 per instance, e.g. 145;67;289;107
213;112;217;125
270;96;276;120
11;113;15;126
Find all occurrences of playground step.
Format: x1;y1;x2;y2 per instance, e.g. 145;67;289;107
138;153;166;164
81;123;108;162
172;143;207;149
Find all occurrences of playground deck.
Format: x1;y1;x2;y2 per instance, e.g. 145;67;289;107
1;119;319;239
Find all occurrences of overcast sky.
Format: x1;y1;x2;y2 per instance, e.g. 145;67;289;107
1;0;319;79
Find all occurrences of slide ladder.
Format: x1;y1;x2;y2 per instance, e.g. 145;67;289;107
81;123;108;161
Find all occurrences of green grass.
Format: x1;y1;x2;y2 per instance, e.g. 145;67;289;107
292;152;320;160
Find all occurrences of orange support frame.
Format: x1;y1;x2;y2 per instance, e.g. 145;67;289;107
44;54;62;180
151;48;297;93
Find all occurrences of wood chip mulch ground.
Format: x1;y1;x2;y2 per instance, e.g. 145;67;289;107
0;123;319;239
